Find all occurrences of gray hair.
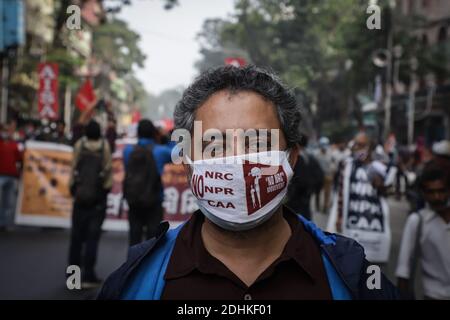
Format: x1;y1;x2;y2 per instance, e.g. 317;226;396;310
173;65;302;147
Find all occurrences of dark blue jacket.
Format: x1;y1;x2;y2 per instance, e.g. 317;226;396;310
123;138;173;175
97;214;400;300
123;138;173;202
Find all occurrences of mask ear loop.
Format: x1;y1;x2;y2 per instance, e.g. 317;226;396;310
184;154;194;165
284;147;296;170
285;148;291;160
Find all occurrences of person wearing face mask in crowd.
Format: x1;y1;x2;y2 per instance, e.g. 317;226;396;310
0;122;23;232
98;66;399;300
328;131;392;267
314;137;334;214
396;165;450;300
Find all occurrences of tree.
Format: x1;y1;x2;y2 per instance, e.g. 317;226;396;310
195;0;425;138
93;18;146;75
195;18;249;72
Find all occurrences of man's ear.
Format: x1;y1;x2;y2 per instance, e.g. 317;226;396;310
289;143;300;168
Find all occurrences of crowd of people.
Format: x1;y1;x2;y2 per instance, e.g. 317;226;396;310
0;99;174;288
0;67;449;300
286;130;449;300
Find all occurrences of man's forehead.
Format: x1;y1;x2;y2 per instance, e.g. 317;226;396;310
195;91;280;130
355;133;369;143
424;179;447;189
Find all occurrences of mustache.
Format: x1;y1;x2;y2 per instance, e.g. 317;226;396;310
429;200;448;207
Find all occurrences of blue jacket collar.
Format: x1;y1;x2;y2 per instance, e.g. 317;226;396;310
138;138;155;146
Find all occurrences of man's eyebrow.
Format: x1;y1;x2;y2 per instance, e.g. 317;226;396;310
202;132;227;147
200;130;275;147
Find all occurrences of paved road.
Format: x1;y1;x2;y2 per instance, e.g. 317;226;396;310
313;197;423;295
0;198;415;299
0;228;129;300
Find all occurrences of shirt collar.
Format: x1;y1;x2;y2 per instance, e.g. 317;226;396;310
423;205;450;225
164;206;320;283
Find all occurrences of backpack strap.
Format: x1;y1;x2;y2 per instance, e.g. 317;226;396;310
75;137;87;174
100;139;105;169
81;137;86;152
95;139;106;180
409;211;423;294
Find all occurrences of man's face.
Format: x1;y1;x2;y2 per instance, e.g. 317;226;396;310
192;90;297;161
352;133;370;162
422;179;449;213
353;133;369;153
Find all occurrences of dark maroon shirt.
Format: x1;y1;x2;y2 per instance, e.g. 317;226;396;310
161;207;332;300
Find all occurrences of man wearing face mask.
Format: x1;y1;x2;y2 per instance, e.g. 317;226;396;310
98;66;399;300
331;131;392;265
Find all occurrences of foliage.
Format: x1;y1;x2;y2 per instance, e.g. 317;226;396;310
195;0;434;134
93;18;146;76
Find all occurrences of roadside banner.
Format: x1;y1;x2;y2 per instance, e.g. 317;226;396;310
37;63;59;119
16;140;195;230
16;141;73;227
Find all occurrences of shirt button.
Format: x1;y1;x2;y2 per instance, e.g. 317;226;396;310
244;294;252;300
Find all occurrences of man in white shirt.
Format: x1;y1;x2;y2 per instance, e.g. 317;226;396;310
396;165;450;300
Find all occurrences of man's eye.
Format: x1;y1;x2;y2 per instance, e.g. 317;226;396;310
246;140;270;152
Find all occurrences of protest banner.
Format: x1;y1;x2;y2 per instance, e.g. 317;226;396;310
37;63;59;119
16;141;73;227
16;140;195;230
327;158;391;263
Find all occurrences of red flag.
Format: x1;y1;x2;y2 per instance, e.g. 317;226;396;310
38;63;59;119
224;57;246;67
75;79;96;111
131;110;141;124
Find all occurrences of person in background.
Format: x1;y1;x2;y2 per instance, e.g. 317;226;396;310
330;141;347;169
332;131;391;265
105;115;117;154
331;140;350;190
286;135;324;220
69;120;112;288
395;146;412;199
0;121;23;231
49;120;70;145
431;140;450;174
396;165;450;300
414;136;426;165
23;121;37;141
71;99;99;145
122;119;172;246
409;140;450;213
384;132;397;166
35;119;53;142
314;137;333;213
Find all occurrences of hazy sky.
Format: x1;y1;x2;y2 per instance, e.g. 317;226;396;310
118;0;235;95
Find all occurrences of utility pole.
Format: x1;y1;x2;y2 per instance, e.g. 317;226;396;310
64;85;72;135
383;5;394;139
407;58;418;146
0;0;25;124
0;53;9;124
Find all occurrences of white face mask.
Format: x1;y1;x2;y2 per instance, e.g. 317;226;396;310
353;147;370;162
187;150;293;231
